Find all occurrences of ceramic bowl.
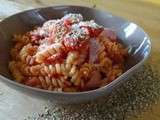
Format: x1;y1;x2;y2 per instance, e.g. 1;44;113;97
0;6;151;104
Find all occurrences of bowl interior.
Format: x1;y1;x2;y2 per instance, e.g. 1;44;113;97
0;6;151;90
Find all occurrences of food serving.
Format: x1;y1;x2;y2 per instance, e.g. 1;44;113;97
9;13;128;92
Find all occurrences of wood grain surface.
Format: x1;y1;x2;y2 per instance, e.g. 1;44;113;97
0;0;160;119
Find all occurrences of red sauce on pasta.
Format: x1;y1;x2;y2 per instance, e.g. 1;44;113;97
52;73;64;78
9;13;128;92
45;52;67;64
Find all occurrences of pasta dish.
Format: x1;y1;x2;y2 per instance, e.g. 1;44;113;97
9;13;127;92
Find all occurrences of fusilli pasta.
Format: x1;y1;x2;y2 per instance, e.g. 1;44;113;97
9;13;128;92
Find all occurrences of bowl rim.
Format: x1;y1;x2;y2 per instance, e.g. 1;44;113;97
0;5;151;95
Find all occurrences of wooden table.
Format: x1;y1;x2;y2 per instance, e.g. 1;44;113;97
0;0;160;119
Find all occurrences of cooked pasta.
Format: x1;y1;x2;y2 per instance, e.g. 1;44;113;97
19;43;37;65
97;45;112;74
35;43;63;63
9;13;128;92
9;61;24;82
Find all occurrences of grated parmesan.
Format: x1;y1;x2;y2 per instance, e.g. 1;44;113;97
35;13;103;53
62;13;83;23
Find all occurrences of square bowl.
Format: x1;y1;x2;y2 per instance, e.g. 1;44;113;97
0;6;151;104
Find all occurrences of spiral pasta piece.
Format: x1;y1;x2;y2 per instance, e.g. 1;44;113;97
20;63;67;77
19;43;37;65
35;43;62;63
9;61;24;82
99;36;127;63
97;46;112;74
66;51;79;70
20;64;41;76
13;33;31;45
107;65;123;82
79;63;93;79
41;64;67;76
38;76;67;90
69;65;79;84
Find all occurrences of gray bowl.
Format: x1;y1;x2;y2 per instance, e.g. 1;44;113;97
0;6;151;104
